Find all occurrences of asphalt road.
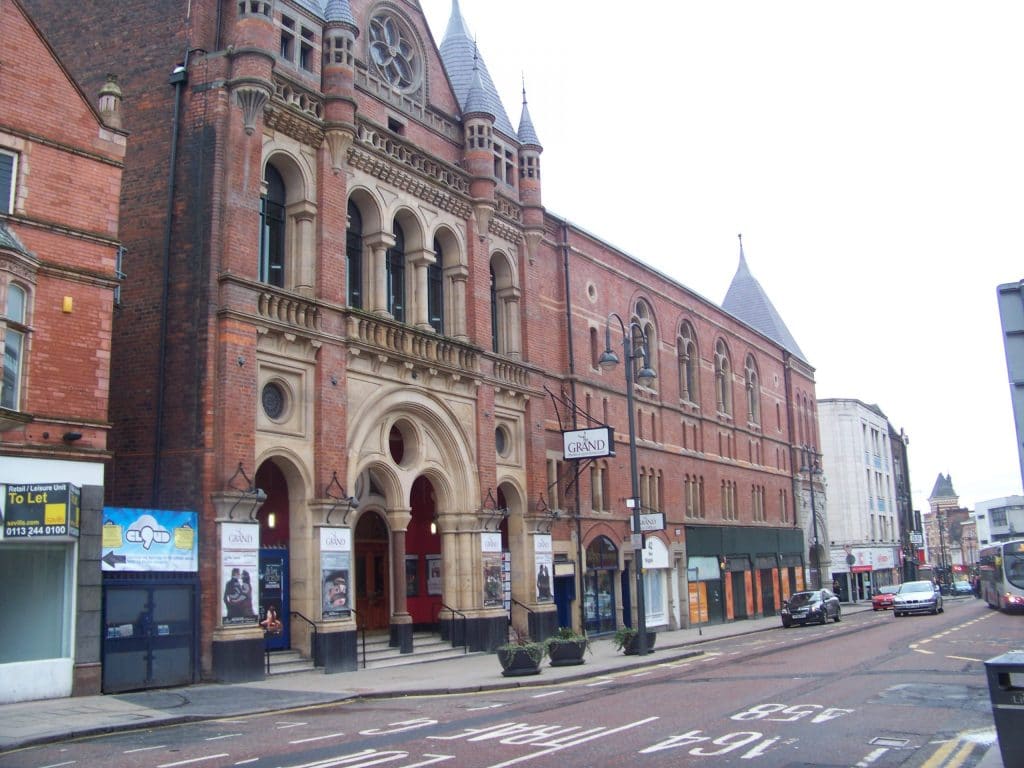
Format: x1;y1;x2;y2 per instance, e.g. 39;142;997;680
4;598;1013;768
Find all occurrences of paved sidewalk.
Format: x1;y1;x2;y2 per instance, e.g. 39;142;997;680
0;601;1004;765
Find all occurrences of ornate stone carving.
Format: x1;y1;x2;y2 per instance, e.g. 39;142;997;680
233;85;270;135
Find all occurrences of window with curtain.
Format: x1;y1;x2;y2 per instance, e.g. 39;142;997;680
2;283;27;410
428;237;444;333
259;165;286;287
346;201;363;309
387;221;405;321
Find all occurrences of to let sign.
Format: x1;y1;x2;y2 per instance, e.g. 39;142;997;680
562;426;615;460
4;482;80;538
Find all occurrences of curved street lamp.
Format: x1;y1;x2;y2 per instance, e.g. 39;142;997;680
599;311;656;655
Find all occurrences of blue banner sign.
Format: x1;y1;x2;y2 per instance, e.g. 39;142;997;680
101;507;198;572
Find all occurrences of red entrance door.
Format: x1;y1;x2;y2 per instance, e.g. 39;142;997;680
354;512;390;630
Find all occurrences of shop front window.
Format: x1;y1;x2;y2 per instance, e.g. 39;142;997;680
584;536;618;635
0;543;71;662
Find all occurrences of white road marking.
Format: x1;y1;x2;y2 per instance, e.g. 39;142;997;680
205;733;241;741
289;732;347;744
466;704;505;711
484;717;660;768
125;745;167;753
38;762;76;768
948;655;982;662
157;754;230;768
585;678;614;687
276;721;308;729
530;690;565;698
234;760;260;766
854;747;888;766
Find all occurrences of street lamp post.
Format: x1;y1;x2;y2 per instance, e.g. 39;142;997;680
600;312;656;655
801;446;823;590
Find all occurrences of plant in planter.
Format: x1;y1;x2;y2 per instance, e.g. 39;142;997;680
544;626;590;667
496;627;546;677
613;626;658;655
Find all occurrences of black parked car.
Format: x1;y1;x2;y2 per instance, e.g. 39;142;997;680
780;589;842;627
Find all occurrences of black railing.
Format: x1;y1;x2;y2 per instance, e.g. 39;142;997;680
509;597;537;640
437;602;468;653
289;610;318;665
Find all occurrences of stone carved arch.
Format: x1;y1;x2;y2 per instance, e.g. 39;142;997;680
348;385;476;521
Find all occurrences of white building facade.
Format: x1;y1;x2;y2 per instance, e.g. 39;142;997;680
818;399;901;601
974;495;1024;547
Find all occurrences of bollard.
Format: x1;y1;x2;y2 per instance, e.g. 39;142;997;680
984;650;1024;768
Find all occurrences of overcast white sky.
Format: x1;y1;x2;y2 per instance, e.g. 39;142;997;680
421;0;1023;515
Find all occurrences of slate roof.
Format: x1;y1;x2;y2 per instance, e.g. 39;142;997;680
929;473;958;501
518;91;541;149
722;241;807;362
0;221;30;256
323;0;355;25
438;0;516;138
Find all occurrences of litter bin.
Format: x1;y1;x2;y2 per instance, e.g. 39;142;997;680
984;650;1024;767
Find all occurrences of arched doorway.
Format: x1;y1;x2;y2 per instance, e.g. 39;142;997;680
255;461;290;650
406;476;442;627
354;511;390;630
584;536;618;634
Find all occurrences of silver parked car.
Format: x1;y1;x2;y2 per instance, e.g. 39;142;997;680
893;580;943;617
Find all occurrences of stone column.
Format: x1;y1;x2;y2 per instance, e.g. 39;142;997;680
389;507;413;652
447;264;469;340
409;248;436;330
364;232;394;315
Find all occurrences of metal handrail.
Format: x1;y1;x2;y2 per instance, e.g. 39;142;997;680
438;602;468;653
289;610;318;665
509;597;537;639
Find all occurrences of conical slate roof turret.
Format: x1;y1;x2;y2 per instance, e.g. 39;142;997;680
439;0;516;137
323;0;355;26
722;236;807;361
518;87;541;148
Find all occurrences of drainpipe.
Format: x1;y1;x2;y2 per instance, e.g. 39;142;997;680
153;54;189;506
558;219;587;633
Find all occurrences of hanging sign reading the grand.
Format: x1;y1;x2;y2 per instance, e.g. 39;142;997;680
562;427;614;460
4;483;80;538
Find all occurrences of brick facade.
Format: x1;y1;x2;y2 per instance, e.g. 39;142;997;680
19;0;819;686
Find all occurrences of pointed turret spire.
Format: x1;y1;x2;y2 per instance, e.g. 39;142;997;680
722;236;807;361
463;45;491;117
439;0;516;136
517;82;541;148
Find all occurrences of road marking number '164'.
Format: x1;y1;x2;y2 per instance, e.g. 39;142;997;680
640;702;854;758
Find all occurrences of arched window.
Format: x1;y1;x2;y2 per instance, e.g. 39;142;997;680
715;339;732;416
677;321;697;403
346;201;363;309
2;283;27;409
489;253;519;356
387;220;406;321
259;165;286;287
745;354;760;425
490;265;499;352
631;299;657;389
428;237;444;333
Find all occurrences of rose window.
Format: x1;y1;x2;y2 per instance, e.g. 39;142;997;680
369;13;420;92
